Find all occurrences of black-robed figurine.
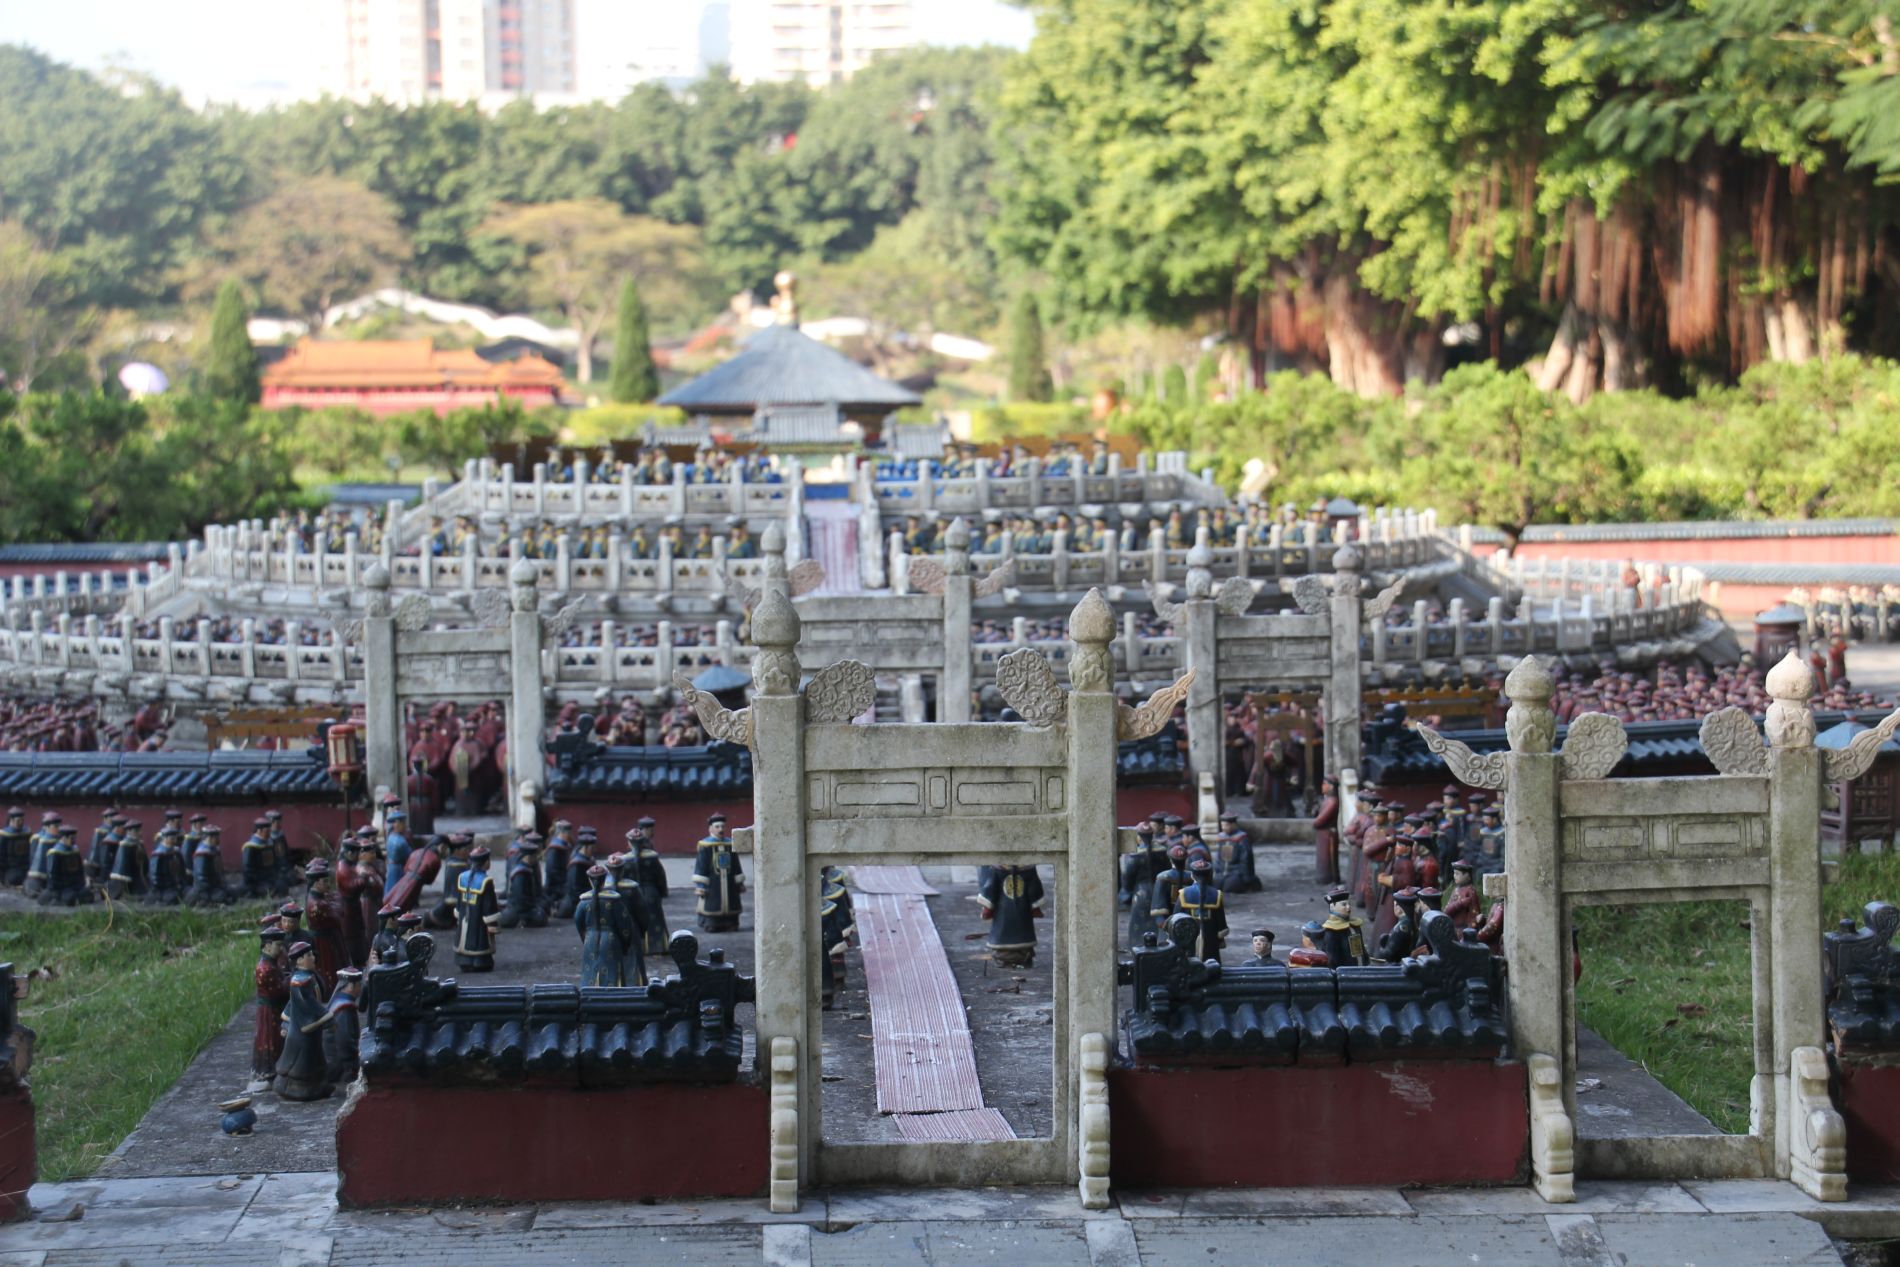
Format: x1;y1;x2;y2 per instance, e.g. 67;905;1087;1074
109;822;150;902
272;941;332;1101
555;826;594;922
1214;810;1261;894
977;863;1044;968
1173;856;1226;962
820;867;856;1008
693;812;743;933
84;814;121;887
575;865;640;987
1377;886;1423;962
152;828;191;904
542;819;572;917
369;907;402;966
322;968;363;1088
1149;844;1191;937
1242;927;1277;966
39;826;91;906
628;818;671;954
426;832;472;931
239;818;275;899
187;826;235;906
0;806;29;886
454;846;501;971
1319;886;1369;967
498;835;547;928
22;811;60;898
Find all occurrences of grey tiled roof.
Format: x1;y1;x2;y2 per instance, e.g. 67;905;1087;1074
0;749;333;800
1688;563;1900;586
0;543;170;565
1465;518;1900;543
659;324;921;411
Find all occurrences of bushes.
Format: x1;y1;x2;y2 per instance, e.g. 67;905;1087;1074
1118;355;1900;535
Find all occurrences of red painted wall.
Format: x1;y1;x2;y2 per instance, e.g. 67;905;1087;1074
1492;536;1900;568
261;385;560;418
1108;1060;1528;1187
0;1088;32;1223
1836;1063;1900;1184
335;1081;767;1207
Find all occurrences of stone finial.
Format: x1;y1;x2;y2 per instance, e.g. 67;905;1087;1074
762;521;787;585
772;270;799;326
363;563;391;618
1504;655;1557;754
1185;527;1214;599
510;558;540;612
750;587;801;696
1333;544;1361;572
1765;648;1817;750
944;517;971;577
1331;544;1363;598
1067;587;1114;693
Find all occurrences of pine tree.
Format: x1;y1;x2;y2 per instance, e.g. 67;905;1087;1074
1162;364;1188;403
1007;292;1053;403
1192;352;1218;400
609;276;659;403
203;279;259;405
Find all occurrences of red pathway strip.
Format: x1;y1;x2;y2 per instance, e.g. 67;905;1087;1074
894;1108;1017;1142
856;891;985;1114
847;865;941;896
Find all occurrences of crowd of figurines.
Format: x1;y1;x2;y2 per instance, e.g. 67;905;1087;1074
0;806;297;908
1116;786;1504;969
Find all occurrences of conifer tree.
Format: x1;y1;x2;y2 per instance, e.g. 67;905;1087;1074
203;279;259;405
1007;291;1052;403
609;276;659;403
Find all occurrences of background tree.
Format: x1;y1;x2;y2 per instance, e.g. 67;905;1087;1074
212;176;409;331
202;279;259;404
610;276;659;403
1007;292;1054;402
0;221;94;393
480;199;709;382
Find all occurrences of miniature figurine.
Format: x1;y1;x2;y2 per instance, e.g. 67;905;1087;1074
977;863;1044;968
555;826;593;921
382;830;441;914
239;817;275;899
1444;860;1481;930
1288;919;1331;967
302;860;346;994
498;833;547;928
820;867;856;1008
369;906;402;965
1344;787;1379;903
426;832;472;931
0;806;28;886
39;826;90;906
1377;887;1423;962
1214;810;1259;894
454;845;501;972
381;808;411;895
251;928;289;1089
1373;829;1421;941
84;814;120;886
272;941;332;1101
1476;806;1506;875
575;865;639;987
1319;886;1368;967
1312;775;1340;885
543;819;572;917
1118;817;1154;909
1358;803;1396;911
1174;856;1227;962
354;826;388;927
144;828;187;907
265;809;292;897
1241;927;1276;967
334;834;371;967
1126;814;1169;943
322;968;363;1088
113;821;156;903
693;812;744;933
1149;843;1191;935
187;826;234;906
22;810;60;897
631;819;670;953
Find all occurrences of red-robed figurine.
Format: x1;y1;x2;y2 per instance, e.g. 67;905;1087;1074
382;833;442;914
251;928;290;1087
1311;775;1340;886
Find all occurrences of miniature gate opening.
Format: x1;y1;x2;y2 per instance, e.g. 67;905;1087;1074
721;584;1148;1207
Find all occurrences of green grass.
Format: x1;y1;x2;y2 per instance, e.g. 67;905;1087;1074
5;905;259;1181
1574;852;1900;1136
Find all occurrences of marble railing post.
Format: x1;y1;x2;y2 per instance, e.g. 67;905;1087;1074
1148;526;1167;584
940;518;974;723
1179;531;1220;799
1327;547;1365;784
1764;653;1824;1181
598;619;618;685
362;567;402;802
507;560;548;830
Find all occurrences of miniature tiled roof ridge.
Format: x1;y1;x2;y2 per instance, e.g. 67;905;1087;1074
659;324;921;411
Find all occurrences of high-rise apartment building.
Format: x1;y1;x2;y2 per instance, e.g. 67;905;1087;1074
726;0;915;86
574;0;707;99
323;0;574;104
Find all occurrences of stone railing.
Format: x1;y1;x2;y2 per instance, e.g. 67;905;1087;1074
891;509;1443;595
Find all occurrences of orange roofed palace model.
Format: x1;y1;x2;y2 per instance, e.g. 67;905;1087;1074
260;339;567;417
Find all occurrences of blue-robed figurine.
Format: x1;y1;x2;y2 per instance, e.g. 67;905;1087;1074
0;805;29;886
382;809;411;894
575;864;641;986
1174;856;1227;962
628;818;670;955
543;819;573;917
22;810;61;898
187;825;235;906
498;834;547;928
693;812;743;933
239;817;275;898
454;846;501;972
39;826;91;906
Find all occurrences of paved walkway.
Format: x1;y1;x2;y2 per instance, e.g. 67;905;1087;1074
3;1172;1892;1266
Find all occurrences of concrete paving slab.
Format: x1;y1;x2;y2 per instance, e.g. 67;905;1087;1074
322;1203;538;1238
1086;1219;1140;1267
531;1194;825;1228
38;1243;277;1267
1405;1179;1704;1216
1592;1212;1843;1266
1546;1213;1618;1267
1682;1180;1900;1239
325;1223;763;1266
825;1186;1116;1224
0;1252;45;1267
24;1173;263;1210
809;1220;1092;1267
1179;1186;1413;1217
1132;1213;1564;1266
0;1202;249;1251
764;1222;814;1267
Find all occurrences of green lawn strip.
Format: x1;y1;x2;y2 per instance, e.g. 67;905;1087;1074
6;906;259;1181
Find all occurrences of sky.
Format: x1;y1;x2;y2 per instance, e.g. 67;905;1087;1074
0;0;1038;107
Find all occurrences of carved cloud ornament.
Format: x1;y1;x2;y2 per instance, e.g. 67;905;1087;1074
1212;576;1255;617
1363;576;1407;621
1118;668;1194;741
1559;712;1629;781
995;648;1066;727
725;559;827;614
907;558;946;595
1825;705;1900;783
803;659;876;724
1288;574;1331;617
1144;579;1182;626
973;558;1015;598
394;594;433;632
539;598;586;641
470;586;512;629
1414;724;1510;791
1699;707;1768;776
671;670;755;751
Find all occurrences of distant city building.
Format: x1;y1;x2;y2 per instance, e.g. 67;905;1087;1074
261;338;567;416
574;0;707;98
321;0;575;103
727;0;915;86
